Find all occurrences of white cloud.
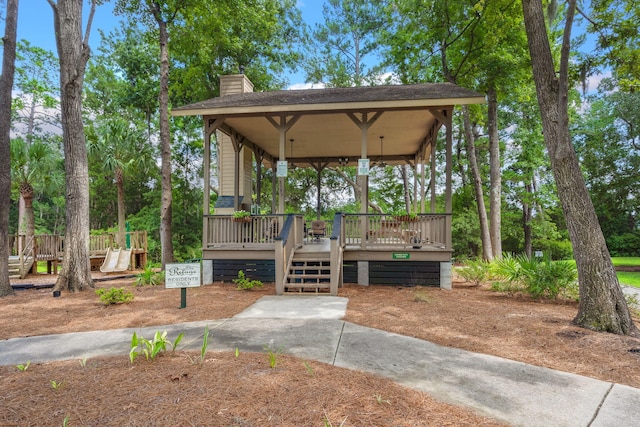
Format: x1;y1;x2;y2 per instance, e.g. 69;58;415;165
287;82;326;90
583;70;612;94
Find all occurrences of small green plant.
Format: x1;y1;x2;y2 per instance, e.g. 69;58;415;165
186;326;212;365
135;263;164;286
95;287;134;305
63;416;70;427
322;410;347;427
79;357;87;368
374;394;391;405
263;344;283;368
232;209;251;219
413;290;432;303
50;380;63;390
235;347;240;358
303;361;314;376
201;325;210;361
456;259;491;286
16;361;30;372
233;270;263;290
129;330;184;364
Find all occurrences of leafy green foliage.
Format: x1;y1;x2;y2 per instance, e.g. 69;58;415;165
263;344;283;369
135;264;164;286
456;260;491;287
233;270;263;290
95;287;134;305
201;325;210;362
15;361;30;372
491;253;578;299
129;330;184;364
304;0;384;87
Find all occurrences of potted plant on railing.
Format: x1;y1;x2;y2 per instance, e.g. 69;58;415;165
232;210;252;223
393;210;418;222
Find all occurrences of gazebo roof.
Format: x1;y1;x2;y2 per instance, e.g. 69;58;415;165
172;81;485;167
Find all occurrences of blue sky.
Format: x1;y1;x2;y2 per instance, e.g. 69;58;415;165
12;0;324;87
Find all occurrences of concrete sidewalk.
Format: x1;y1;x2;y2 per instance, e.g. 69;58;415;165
1;295;639;426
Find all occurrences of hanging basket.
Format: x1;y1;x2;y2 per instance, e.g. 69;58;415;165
232;216;252;223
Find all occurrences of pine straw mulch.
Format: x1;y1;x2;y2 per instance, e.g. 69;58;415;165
2;271;640;426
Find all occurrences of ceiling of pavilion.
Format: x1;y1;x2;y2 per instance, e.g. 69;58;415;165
172;82;486;167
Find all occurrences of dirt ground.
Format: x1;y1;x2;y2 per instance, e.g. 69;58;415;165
2;272;640;426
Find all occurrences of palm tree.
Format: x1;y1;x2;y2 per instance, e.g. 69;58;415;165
10;137;63;237
88;116;154;247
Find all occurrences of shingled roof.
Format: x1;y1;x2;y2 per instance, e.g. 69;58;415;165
172;81;485;167
172;83;485;116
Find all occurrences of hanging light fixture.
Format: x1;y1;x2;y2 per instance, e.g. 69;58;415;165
288;139;295;169
378;136;386;167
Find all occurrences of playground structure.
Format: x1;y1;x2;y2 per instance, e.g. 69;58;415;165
100;247;134;273
9;231;148;279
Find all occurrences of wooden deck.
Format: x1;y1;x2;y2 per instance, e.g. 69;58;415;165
202;213;452;291
9;232;148;277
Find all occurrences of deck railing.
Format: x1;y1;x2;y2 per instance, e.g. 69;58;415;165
12;231;148;261
204;215;284;248
343;213;451;250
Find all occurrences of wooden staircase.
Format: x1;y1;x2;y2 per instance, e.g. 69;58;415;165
8;255;34;279
284;251;332;293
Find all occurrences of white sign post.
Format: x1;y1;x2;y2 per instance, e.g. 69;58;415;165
165;263;201;308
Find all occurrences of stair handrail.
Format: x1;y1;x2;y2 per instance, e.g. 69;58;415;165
274;214;303;294
329;212;344;295
18;234;35;278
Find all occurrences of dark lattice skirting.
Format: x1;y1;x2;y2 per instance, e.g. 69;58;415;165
212;259;275;282
343;261;440;286
213;259;440;286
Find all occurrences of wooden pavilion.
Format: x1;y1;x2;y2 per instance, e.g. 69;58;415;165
172;74;485;295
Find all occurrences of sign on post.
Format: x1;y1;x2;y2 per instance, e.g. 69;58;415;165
358;159;370;176
277;161;288;177
165;263;201;308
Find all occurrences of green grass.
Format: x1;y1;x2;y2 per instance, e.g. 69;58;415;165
618;272;640;288
611;257;640;267
612;257;640;288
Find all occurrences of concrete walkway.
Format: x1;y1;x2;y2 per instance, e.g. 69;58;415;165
1;295;639;426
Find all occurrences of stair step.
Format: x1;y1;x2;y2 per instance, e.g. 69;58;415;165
285;283;330;289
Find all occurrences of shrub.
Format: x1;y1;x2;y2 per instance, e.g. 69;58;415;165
607;232;640;257
233;270;263;290
533;239;573;260
455;259;491;286
491;253;577;299
96;287;134;305
135;264;164;286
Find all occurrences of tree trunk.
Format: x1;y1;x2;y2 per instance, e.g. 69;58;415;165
487;87;502;258
523;182;533;258
522;0;636;335
116;168;126;248
462;105;493;260
18;185;35;237
50;0;95;293
157;18;174;267
0;0;19;297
